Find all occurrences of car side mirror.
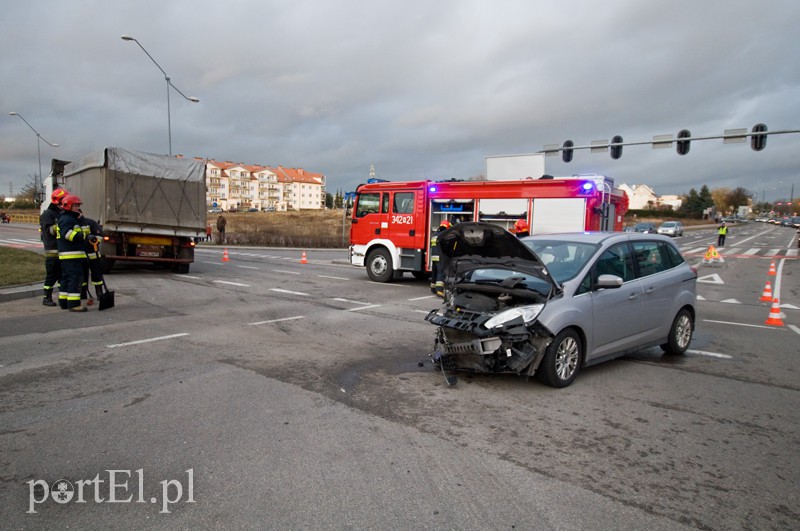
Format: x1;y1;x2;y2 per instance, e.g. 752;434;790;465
596;274;623;289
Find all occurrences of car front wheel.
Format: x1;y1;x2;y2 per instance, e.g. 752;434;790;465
661;309;693;355
537;329;582;388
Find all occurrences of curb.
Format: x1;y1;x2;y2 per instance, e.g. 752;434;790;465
0;283;44;303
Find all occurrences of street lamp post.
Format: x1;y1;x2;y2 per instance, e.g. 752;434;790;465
9;112;59;204
121;35;199;156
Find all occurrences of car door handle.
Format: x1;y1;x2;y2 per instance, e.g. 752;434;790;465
628;292;640;300
645;287;656;294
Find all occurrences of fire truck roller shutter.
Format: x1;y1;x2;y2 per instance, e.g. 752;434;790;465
531;198;587;233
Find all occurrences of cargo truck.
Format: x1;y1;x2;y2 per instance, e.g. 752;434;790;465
46;147;206;273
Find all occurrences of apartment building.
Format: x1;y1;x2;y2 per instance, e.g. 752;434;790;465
203;158;325;211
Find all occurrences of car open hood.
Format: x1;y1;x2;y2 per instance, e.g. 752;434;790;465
439;222;541;261
438;222;559;292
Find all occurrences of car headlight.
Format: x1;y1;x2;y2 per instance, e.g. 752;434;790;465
484;304;544;329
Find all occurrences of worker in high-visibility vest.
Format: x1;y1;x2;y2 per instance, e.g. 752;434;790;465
717;220;728;247
430;219;451;296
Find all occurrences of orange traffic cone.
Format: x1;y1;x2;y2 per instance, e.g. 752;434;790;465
767;260;776;276
759;280;773;302
300;251;308;264
222;248;230;262
765;298;784;326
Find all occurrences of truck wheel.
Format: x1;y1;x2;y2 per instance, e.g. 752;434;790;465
536;329;582;388
366;248;393;283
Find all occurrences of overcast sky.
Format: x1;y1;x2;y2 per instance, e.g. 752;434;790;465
2;0;799;202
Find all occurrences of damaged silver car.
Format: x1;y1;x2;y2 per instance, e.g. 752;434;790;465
425;222;697;388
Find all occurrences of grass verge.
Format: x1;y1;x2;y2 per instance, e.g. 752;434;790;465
0;248;44;288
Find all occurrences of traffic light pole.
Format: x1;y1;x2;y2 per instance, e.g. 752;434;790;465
542;128;800;159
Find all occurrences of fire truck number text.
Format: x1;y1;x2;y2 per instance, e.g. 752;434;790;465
391;215;414;225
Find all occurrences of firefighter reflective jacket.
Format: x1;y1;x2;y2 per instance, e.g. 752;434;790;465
55;211;88;260
39;203;61;256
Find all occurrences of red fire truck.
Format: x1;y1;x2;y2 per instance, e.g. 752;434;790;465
349;175;629;282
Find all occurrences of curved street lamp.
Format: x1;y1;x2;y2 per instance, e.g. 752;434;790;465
121;35;199;156
9;111;59;204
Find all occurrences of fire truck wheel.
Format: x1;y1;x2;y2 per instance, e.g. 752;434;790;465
366;248;393;283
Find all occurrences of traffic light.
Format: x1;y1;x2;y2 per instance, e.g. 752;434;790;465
562;140;574;163
676;129;691;155
610;135;623;159
751;123;767;151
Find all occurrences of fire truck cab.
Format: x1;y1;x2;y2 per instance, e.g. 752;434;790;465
348;175;628;282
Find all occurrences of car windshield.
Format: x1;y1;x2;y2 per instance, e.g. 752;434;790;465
524;240;599;283
661;222;677;227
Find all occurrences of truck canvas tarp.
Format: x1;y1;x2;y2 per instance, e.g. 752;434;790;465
60;147;206;274
63;147;206;237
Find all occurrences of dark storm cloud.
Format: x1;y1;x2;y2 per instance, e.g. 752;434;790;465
2;0;799;201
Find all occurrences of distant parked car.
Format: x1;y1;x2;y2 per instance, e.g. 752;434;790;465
633;222;657;233
208;208;224;213
247;207;259;212
657;221;684;237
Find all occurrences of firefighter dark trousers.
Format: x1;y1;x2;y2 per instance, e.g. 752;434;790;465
43;254;61;294
85;255;106;297
59;259;86;309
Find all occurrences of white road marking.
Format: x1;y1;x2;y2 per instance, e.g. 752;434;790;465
409;295;437;301
318;275;349;280
237;265;259;270
213;280;251;287
703;319;785;330
272;269;300;275
720;299;741;304
743;248;760;255
270;288;309;296
686;349;733;359
347;304;381;312
697;273;723;284
249;316;305;326
108;333;189;349
178;275;202;279
203;261;223;265
787;249;798;257
789;325;800;336
765;249;780;256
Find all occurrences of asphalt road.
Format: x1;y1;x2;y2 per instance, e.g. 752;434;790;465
1;222;798;529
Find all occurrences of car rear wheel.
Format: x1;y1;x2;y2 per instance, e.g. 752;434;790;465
661;309;693;355
366;248;393;283
537;329;581;388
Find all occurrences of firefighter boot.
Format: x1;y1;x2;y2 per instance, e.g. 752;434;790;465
58;295;69;310
42;289;57;307
69;304;88;313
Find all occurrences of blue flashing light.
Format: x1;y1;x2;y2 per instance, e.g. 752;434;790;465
580;181;595;193
429;186;437;193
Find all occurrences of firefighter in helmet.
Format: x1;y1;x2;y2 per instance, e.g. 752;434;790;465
430;219;452;296
39;188;67;306
79;210;106;303
512;218;530;238
56;194;89;312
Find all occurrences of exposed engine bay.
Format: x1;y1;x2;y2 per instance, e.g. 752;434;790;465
423;222;559;384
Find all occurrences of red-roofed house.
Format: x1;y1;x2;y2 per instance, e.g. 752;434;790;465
204;159;324;211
